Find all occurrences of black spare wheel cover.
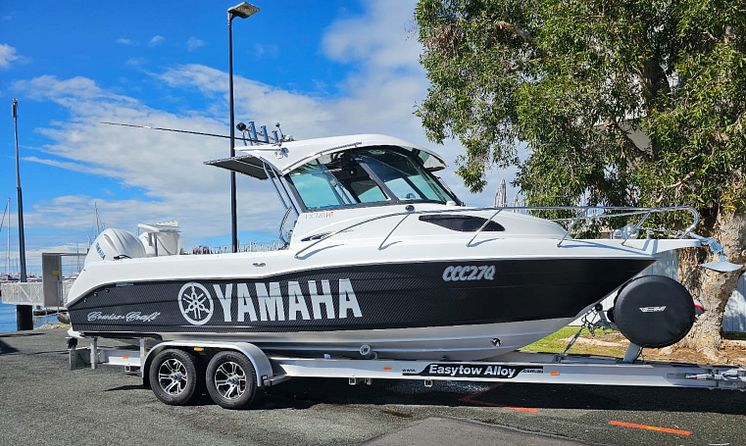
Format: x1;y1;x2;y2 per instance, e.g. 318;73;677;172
613;275;695;348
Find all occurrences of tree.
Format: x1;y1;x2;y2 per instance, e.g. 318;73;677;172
415;0;746;357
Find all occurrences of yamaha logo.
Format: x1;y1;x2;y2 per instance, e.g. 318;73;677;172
178;282;214;325
177;279;363;326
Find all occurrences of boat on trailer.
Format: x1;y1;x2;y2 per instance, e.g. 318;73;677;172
64;132;746;408
66;133;738;361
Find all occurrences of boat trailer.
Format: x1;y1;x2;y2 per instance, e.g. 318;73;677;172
68;335;746;409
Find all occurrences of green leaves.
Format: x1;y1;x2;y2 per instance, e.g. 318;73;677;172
415;0;746;221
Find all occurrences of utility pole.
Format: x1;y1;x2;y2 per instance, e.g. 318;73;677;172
12;99;32;331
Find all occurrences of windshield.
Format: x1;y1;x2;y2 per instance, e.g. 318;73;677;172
358;150;452;202
287;147;457;210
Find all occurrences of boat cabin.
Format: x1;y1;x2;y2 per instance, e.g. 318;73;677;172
206;134;463;243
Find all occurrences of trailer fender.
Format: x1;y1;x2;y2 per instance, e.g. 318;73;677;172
142;341;274;387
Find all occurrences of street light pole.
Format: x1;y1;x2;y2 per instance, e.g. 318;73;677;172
227;2;259;253
11;99;32;331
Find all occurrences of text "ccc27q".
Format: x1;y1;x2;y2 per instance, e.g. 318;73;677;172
442;265;496;282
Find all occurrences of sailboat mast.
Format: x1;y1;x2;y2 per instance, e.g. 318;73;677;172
94;201;102;233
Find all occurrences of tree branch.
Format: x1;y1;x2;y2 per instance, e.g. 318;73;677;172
492;21;534;45
654;171;695;203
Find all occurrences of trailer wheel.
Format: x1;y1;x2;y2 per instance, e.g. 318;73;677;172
205;351;257;409
149;349;199;405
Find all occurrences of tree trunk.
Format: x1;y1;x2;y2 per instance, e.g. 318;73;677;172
673;212;746;359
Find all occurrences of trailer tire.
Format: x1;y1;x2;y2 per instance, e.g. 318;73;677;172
205;351;257;409
149;349;200;405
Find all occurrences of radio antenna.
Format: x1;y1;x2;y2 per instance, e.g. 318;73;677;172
100;121;292;149
275;122;285;141
100;121;273;145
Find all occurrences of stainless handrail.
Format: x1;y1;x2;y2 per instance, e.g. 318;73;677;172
466;208;504;247
293;205;700;259
544;207;699;237
556;210;587;247
379;214;411;249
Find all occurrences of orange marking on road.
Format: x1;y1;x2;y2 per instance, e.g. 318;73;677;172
505;405;540;413
608;420;692;437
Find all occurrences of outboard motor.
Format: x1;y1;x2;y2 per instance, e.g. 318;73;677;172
84;228;146;266
609;275;695;348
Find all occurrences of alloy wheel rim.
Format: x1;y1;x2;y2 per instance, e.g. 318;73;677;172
158;358;188;395
214;361;247;400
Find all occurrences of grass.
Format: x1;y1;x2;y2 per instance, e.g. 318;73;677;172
520;326;629;358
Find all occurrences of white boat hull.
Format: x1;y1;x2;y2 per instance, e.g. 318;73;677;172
164;317;576;360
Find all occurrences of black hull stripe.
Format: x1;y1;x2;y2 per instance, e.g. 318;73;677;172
69;258;653;333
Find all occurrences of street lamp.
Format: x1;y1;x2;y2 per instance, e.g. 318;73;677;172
228;2;259;253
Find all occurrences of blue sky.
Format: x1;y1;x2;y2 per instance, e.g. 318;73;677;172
0;0;515;273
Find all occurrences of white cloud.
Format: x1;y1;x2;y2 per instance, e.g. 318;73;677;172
148;35;165;47
253;43;278;59
22;156;112;177
0;43;20;69
115;38;134;46
321;0;421;72
126;57;147;67
14;75;136;106
186;37;205;52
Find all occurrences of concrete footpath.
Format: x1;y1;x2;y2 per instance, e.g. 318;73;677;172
1;328;745;446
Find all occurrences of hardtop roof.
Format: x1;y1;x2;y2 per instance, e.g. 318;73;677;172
205;133;447;179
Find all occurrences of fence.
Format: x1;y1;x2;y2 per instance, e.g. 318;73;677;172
724;276;746;333
191;241;284;255
1;282;44;306
1;279;75;307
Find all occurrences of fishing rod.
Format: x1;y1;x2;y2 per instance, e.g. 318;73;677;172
100;121;291;148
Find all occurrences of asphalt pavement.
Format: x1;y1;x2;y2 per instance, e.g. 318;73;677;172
1;328;744;446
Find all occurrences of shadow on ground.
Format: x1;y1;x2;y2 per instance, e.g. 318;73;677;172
258;378;746;415
0;339;19;355
108;376;746;415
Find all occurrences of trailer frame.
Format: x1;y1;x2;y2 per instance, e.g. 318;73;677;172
67;334;746;406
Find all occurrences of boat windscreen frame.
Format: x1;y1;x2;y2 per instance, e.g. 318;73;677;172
283;146;463;212
261;160;303;240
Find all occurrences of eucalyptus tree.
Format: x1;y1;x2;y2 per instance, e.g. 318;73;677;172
415;0;746;356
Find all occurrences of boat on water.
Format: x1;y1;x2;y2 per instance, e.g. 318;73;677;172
65;133;723;360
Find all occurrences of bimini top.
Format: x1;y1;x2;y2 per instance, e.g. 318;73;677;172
205;133;447;179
